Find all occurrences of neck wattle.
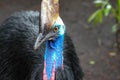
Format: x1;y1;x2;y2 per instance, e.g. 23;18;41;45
43;35;64;80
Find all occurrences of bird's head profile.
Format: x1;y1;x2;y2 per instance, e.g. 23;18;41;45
34;0;65;80
34;17;65;50
34;0;65;50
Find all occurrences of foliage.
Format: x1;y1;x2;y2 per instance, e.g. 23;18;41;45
88;0;120;32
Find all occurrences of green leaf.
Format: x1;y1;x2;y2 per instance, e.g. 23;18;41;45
94;0;103;4
88;9;103;25
94;0;103;7
88;10;98;23
111;8;117;16
116;0;120;22
112;24;118;33
111;8;119;21
95;3;103;7
88;9;102;23
97;10;103;23
112;7;120;22
104;4;112;16
117;0;120;15
94;0;110;8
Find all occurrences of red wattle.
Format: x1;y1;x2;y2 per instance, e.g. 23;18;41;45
43;61;56;80
43;62;48;80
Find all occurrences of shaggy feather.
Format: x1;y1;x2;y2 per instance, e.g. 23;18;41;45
0;11;83;80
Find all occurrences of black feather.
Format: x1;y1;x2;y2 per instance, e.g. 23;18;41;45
0;11;83;80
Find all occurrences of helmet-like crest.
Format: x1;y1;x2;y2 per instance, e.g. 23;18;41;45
41;0;59;32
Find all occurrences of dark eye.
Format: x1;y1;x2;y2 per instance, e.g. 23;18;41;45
53;26;59;32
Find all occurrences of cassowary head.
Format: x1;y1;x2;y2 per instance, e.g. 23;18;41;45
34;0;65;49
34;0;65;80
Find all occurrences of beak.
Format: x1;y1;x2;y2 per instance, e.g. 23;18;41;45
34;32;56;50
34;33;47;50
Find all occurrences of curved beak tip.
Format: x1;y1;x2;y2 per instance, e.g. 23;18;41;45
34;45;38;50
34;33;48;50
34;41;40;50
34;33;43;50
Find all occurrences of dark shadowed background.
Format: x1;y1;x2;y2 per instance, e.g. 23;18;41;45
0;0;119;80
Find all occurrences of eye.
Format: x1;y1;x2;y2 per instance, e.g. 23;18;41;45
53;26;59;32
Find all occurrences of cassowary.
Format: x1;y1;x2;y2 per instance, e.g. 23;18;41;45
0;0;83;80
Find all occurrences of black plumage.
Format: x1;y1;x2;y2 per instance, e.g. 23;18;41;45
0;11;83;80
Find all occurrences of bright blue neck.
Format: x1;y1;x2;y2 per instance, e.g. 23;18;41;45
44;35;64;80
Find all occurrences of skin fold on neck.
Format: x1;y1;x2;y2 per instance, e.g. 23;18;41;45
43;35;64;80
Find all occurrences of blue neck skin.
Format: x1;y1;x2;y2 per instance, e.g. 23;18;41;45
44;35;64;80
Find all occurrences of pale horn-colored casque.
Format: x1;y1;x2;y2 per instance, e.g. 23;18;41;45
34;0;60;50
41;0;59;32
